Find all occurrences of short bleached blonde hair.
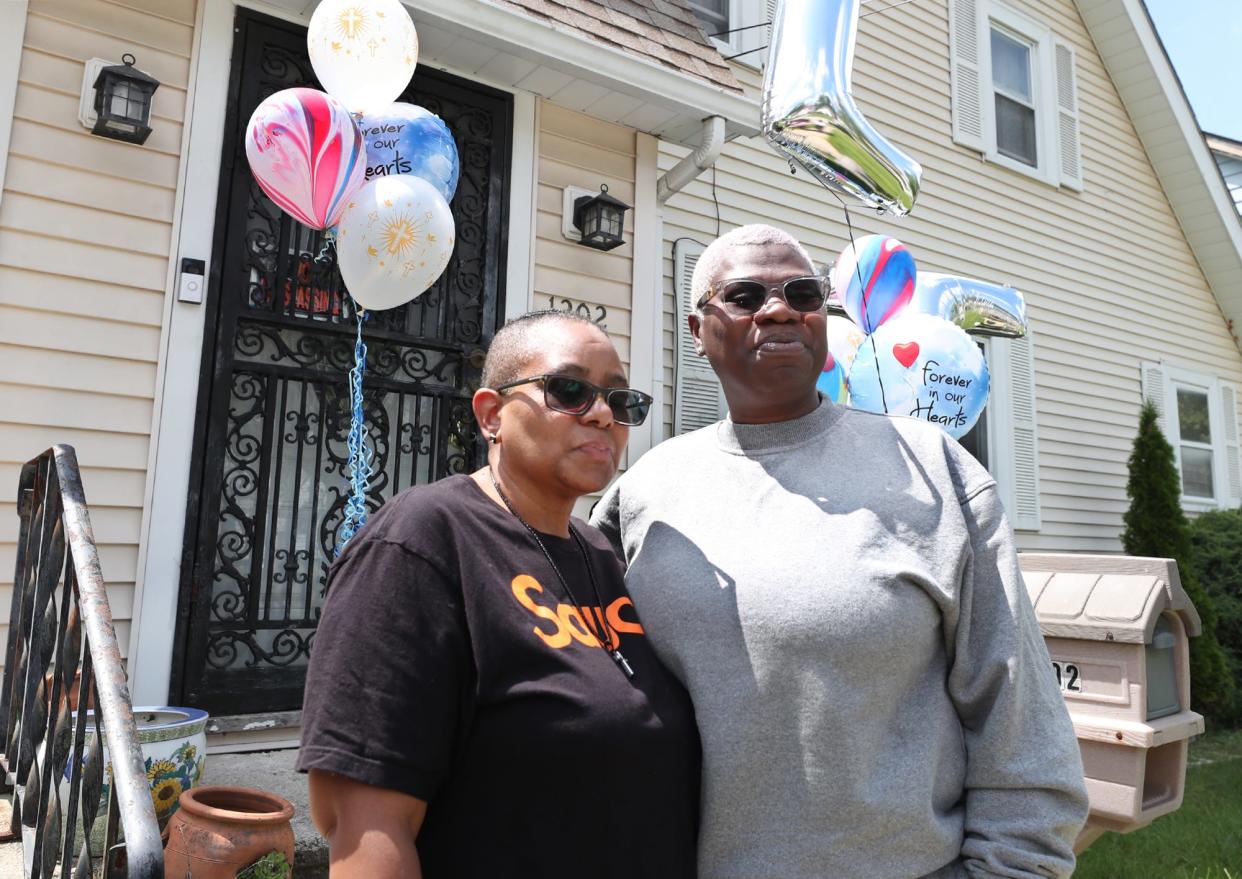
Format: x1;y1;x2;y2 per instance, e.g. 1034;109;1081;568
691;224;815;309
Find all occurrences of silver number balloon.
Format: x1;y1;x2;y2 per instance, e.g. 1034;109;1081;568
762;0;922;215
910;272;1028;338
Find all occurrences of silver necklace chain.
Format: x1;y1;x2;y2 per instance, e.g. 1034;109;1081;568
488;469;635;679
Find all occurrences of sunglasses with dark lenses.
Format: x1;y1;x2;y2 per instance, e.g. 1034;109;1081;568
702;276;827;314
493;374;653;426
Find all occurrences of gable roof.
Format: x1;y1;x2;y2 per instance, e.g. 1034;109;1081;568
1077;0;1242;350
493;0;742;94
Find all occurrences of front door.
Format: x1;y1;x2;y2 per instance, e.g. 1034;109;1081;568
172;9;512;715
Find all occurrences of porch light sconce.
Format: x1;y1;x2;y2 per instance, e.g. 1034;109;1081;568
571;184;630;251
90;54;160;145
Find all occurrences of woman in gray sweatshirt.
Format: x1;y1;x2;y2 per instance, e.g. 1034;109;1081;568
591;224;1088;878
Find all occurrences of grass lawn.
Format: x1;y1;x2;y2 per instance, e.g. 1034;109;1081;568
1074;728;1242;878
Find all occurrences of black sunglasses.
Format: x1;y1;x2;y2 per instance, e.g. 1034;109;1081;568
700;276;826;315
493;374;653;426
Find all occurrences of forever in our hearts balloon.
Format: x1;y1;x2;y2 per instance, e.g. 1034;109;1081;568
832;235;917;335
846;313;990;440
357;103;460;202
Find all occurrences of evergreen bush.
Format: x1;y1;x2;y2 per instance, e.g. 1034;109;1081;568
1122;401;1236;723
1189;507;1242;726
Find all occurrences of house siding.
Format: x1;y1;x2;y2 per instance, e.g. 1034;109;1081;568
533;101;635;367
0;0;196;667
533;100;638;510
658;0;1242;553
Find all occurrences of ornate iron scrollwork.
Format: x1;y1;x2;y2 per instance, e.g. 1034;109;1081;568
177;11;509;713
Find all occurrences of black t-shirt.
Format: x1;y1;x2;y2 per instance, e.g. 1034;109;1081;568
297;474;700;878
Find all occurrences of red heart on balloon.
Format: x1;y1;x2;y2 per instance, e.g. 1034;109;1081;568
892;341;920;368
823;351;836;372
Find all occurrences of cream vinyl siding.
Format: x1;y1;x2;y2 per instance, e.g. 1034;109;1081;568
0;0;196;668
533;101;636;511
658;0;1242;552
533;101;635;366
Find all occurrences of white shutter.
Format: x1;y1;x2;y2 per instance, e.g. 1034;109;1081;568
674;240;724;434
1140;360;1168;436
948;0;987;152
1009;332;1041;530
1219;381;1242;506
1053;39;1084;191
764;0;779;63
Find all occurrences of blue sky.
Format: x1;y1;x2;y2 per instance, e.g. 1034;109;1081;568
1144;0;1242;140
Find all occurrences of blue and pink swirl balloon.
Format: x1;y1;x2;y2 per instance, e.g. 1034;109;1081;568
832;235;917;334
245;87;367;231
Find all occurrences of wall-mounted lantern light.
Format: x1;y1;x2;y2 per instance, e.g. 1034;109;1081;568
91;54;160;145
571;184;630;251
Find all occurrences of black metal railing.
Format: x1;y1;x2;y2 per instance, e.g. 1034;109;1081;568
0;445;162;878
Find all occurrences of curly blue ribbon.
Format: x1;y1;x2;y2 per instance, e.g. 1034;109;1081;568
337;307;372;553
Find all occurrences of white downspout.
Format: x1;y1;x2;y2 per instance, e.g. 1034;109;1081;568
656;115;726;203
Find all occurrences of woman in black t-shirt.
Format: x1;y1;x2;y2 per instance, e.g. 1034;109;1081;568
298;311;700;878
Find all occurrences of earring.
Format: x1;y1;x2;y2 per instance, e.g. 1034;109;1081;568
489;433;500;444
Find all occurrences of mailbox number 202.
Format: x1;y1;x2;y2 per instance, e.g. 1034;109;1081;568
1052;661;1082;693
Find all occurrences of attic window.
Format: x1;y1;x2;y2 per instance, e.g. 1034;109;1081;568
688;0;729;36
990;27;1037;167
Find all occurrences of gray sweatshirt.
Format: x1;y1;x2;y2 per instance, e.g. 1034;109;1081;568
591;399;1088;879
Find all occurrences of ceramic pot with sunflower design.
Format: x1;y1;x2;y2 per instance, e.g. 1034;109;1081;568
63;706;209;854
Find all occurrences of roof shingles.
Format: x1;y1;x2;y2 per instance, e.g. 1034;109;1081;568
490;0;743;94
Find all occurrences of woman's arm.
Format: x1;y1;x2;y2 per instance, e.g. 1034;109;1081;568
309;769;428;879
949;484;1089;877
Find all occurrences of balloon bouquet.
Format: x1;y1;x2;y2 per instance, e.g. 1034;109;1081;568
243;0;459;547
761;0;1027;440
830;236;1027;440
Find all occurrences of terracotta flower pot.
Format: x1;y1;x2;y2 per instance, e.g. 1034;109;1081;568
163;785;295;879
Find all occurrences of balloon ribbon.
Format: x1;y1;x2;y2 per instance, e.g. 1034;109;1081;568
337;307;372;552
829;187;889;413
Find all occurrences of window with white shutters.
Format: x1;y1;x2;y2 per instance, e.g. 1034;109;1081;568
1140;361;1242;510
949;0;1083;190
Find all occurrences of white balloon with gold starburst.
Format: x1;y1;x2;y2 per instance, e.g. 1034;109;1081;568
308;0;418;114
335;174;455;310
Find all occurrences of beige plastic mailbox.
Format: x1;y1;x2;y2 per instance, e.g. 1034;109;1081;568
1018;553;1205;848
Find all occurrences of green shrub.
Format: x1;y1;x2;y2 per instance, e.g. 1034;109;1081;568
236;851;290;879
1190;507;1242;726
1123;401;1236;723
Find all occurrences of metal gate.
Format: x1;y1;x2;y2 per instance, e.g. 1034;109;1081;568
171;9;512;715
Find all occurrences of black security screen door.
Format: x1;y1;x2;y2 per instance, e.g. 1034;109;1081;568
172;9;511;715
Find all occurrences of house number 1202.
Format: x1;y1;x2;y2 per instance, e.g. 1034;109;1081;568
547;296;607;329
1052;661;1082;693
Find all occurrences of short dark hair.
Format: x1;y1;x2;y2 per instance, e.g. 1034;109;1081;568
480;309;603;389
